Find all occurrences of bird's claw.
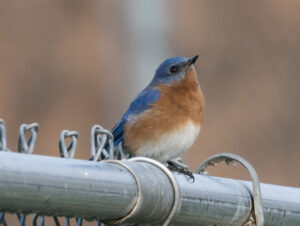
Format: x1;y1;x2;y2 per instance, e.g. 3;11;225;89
167;160;195;182
168;157;190;170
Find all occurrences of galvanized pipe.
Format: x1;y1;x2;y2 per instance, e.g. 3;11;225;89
0;152;299;225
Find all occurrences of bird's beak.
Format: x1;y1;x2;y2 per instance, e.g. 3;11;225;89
181;55;199;72
187;55;199;66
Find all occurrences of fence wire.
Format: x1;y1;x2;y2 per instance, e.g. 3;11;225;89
0;119;125;226
1;118;300;226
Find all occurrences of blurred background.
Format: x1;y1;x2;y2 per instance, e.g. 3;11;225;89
0;0;299;218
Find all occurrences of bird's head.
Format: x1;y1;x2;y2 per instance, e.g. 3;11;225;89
150;55;199;85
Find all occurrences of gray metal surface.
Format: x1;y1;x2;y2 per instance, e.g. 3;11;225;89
195;153;264;226
243;181;300;226
0;152;299;225
0;152;137;221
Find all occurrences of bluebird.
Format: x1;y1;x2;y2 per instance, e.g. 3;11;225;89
112;56;204;172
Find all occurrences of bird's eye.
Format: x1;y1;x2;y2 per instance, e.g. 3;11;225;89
169;65;179;74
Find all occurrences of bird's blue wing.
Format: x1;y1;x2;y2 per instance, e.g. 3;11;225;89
112;89;161;146
112;119;126;146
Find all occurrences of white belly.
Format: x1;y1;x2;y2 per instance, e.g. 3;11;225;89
137;121;201;162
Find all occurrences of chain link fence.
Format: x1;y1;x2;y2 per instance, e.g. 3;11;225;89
0;118;127;226
0;118;300;226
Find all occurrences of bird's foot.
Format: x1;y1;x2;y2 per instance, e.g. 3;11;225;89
168;157;189;170
167;158;195;182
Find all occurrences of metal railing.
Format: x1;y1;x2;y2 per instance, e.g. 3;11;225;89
0;118;300;226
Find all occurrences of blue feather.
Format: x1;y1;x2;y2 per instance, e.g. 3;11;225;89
112;88;161;146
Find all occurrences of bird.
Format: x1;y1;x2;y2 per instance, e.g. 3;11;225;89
112;55;204;174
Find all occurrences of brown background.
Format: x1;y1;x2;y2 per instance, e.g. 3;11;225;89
0;1;299;224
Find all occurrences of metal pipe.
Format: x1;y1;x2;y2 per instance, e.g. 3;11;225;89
0;152;299;225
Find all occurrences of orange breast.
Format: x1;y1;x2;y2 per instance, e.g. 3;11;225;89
124;67;205;154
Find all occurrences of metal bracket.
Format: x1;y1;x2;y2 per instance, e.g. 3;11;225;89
104;157;181;226
195;153;264;226
129;157;181;226
103;159;142;225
